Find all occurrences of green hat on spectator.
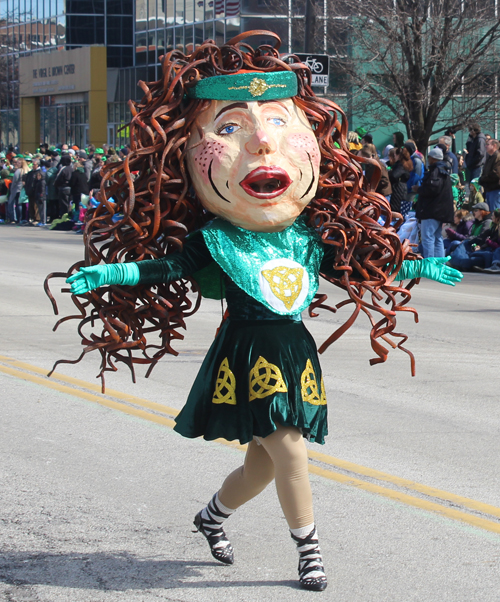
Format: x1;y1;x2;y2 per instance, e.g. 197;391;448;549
95;147;104;154
471;178;481;192
16;154;24;158
355;127;367;138
0;151;5;158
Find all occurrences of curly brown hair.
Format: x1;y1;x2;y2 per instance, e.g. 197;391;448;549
45;30;419;390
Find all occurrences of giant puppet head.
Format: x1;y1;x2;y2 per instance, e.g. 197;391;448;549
185;71;321;232
46;31;417;389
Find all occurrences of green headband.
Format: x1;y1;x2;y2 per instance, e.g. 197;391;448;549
187;71;298;102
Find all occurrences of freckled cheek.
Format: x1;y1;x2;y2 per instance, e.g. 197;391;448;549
285;133;321;170
190;139;230;186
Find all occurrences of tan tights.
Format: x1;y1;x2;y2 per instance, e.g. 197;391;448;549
218;424;314;530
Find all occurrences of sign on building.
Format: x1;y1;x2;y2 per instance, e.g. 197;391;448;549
295;54;330;87
19;47;97;97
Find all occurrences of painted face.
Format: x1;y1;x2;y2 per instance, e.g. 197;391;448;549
186;98;321;232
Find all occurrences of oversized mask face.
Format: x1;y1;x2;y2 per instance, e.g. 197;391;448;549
186;98;321;232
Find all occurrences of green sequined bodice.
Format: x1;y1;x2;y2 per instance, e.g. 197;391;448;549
201;218;324;317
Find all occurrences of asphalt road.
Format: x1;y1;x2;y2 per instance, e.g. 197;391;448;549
1;225;499;602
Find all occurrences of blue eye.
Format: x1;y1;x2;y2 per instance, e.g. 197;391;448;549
218;123;240;135
269;117;286;126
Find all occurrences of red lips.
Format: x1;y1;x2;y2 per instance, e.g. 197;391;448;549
239;166;292;199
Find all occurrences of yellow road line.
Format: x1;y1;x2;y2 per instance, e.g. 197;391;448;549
0;354;180;418
308;465;500;535
307;449;500;520
1;355;500;535
0;364;176;430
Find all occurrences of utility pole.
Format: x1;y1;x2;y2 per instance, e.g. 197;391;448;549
304;0;316;53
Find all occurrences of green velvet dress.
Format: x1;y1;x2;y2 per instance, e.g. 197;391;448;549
137;218;340;445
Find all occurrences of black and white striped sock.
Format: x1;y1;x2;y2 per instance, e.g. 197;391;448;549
290;524;327;585
200;492;235;549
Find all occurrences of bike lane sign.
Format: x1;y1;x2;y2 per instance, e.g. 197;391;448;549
295;54;329;87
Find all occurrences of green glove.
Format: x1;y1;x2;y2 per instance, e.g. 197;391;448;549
66;263;140;295
396;257;463;286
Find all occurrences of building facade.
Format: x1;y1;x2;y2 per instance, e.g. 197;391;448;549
1;0;134;149
0;0;333;151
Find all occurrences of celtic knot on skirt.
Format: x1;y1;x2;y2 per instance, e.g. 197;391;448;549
174;318;328;445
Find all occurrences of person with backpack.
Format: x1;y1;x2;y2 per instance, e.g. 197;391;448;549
414;147;454;257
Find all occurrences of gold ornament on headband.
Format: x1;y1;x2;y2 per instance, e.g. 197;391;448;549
228;77;287;98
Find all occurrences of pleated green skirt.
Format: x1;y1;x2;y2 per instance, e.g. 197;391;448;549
173;318;328;445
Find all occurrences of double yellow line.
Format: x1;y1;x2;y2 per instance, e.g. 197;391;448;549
1;353;500;536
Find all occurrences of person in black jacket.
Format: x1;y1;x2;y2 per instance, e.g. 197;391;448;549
69;157;90;215
388;147;411;214
23;158;40;222
465;122;486;182
33;168;47;224
414;147;455;258
478;138;500;212
54;154;73;217
88;151;104;192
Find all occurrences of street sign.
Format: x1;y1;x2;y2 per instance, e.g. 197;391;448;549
295;54;330;87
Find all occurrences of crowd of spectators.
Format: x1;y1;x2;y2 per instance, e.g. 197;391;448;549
3;123;500;275
348;122;500;274
0;143;130;231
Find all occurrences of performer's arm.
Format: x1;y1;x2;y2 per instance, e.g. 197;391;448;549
67;231;213;295
319;241;463;287
395;257;463;286
136;232;212;285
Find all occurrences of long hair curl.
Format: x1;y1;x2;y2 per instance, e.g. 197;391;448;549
45;30;419;389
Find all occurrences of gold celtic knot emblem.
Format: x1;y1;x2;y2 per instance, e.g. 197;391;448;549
249;356;287;401
301;359;327;405
261;266;304;310
212;358;237;405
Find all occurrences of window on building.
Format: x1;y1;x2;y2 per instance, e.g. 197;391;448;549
108;46;134;68
66;15;104;45
107;15;133;45
108;0;134;14
66;1;105;13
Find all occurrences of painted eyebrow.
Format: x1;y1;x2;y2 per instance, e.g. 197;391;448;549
215;102;249;121
257;100;290;114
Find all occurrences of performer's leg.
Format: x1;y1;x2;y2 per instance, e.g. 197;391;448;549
259;424;327;591
218;439;275;509
257;424;313;528
194;440;275;565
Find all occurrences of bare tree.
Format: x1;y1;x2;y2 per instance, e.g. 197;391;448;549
328;0;500;151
